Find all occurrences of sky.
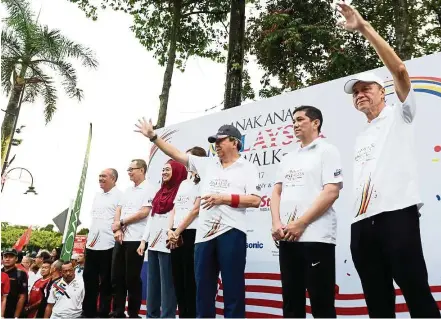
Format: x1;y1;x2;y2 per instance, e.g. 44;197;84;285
0;0;266;229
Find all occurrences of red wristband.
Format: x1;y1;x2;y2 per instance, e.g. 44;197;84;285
231;194;240;208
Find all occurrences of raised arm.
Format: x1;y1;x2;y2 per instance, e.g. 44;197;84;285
337;2;411;102
135;118;189;166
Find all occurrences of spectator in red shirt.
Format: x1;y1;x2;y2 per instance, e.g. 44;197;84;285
25;260;51;318
1;271;10;318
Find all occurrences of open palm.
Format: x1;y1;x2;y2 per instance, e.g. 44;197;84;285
336;3;366;32
134;117;155;139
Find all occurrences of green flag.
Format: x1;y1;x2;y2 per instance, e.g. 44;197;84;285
61;123;92;261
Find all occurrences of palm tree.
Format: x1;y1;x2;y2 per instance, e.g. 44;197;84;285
1;0;98;171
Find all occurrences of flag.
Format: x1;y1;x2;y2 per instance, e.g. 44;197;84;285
52;207;81;234
60;123;92;261
13;226;32;251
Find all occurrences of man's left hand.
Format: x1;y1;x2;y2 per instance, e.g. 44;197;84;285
283;219;308;242
201;194;225;210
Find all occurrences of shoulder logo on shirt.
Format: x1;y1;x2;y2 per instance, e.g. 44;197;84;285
53;281;70;299
334;169;342;177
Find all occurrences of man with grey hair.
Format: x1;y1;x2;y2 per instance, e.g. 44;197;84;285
82;168;122;318
337;2;440;318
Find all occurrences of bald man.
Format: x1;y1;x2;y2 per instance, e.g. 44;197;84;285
82;169;122;318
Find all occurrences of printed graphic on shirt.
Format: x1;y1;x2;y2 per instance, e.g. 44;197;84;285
355;175;377;217
53;281;70;299
209;178;231;191
87;232;100;248
203;215;222;238
355;143;376;164
149;229;164;249
284;169;305;187
282;206;298;224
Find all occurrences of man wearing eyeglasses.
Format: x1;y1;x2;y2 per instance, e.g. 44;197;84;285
110;159;155;318
135;119;262;318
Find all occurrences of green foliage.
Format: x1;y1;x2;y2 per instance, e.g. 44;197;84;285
1;0;98;122
248;0;440;98
1;224;62;250
77;228;89;235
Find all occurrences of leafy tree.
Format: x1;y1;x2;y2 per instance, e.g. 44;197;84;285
70;0;230;128
41;224;54;232
1;0;98;170
248;0;440;98
1;224;62;250
77;227;89;235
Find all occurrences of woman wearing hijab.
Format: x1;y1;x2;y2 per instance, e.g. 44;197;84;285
166;146;206;318
137;159;187;318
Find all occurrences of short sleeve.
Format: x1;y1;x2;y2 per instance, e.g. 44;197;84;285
399;88;416;123
142;186;154;207
47;286;56;304
1;273;10;295
187;155;209;178
321;145;343;188
275;162;285;185
244;163;262;198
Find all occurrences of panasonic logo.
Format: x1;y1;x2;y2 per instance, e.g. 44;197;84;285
247;242;264;249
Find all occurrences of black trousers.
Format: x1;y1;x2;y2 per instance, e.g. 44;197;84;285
351;205;440;318
279;241;336;318
82;247;113;317
170;229;196;318
111;241;145;317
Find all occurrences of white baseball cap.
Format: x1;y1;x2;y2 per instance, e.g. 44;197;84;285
344;72;385;94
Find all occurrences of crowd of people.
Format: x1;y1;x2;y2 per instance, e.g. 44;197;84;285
1;3;441;319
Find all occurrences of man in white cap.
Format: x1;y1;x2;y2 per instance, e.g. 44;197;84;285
337;2;440;318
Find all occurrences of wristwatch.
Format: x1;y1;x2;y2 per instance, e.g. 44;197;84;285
149;134;158;142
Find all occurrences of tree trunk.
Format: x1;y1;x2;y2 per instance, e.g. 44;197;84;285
1;76;25;173
223;0;246;109
393;0;413;60
156;0;183;129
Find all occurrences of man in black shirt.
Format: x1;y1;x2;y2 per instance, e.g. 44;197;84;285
1;248;28;318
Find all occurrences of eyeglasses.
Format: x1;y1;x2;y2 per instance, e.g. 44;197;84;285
127;167;142;172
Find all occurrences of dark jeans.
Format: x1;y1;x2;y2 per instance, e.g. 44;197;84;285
279;241;336;318
111;241;145;317
171;229;196;318
83;247;114;317
194;228;246;318
351;205;440;318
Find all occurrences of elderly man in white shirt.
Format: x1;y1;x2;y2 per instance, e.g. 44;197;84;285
337;2;440;318
44;261;84;319
82;168;122;318
110;159;155;318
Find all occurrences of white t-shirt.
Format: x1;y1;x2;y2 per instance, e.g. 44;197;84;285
275;138;343;244
28;271;38;293
47;276;84;319
119;180;155;242
188;155;262;244
148;212;172;253
86;187;123;250
352;89;421;223
173;179;200;229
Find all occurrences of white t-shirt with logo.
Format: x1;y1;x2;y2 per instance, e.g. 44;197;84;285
352;89;421;223
119;180;155;242
275;138;343;244
148;212;172;253
173;179;200;229
47;276;84;319
86;187;123;250
188;155;262;244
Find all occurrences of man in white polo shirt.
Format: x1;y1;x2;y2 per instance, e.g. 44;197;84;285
82;168;122;318
337;2;440;318
135;119;262;318
44;261;84;319
110;159;155;318
271;105;343;318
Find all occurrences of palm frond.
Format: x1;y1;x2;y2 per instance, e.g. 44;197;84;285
22;82;41;103
1;29;23;58
2;0;38;48
42;80;57;124
1;56;19;96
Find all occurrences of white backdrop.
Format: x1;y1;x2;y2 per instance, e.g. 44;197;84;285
147;52;441;317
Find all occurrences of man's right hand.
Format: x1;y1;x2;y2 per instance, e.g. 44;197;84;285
114;229;124;244
135;117;156;139
271;222;285;241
